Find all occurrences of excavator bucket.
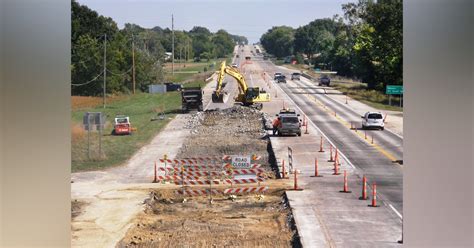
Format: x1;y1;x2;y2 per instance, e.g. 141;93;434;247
212;91;229;103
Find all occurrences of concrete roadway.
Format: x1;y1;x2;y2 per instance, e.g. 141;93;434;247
204;45;403;213
199;45;403;246
256;59;403;214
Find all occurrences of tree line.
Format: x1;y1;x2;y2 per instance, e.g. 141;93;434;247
259;0;402;90
71;0;248;96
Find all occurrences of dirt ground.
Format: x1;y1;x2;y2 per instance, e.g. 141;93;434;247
71;105;298;247
117;186;297;248
116;106;298;247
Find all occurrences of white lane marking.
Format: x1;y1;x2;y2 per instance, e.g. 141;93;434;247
298;76;404;140
389;204;403;219
271;74;356;169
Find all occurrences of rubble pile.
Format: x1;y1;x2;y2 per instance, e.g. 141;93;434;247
177;106;270;161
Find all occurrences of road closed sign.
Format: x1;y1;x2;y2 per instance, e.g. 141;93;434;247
231;156;251;168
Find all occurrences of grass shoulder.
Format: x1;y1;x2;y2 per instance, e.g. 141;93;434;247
333;83;403;112
72;92;181;172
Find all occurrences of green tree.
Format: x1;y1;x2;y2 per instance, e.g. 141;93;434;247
211;30;235;58
260;26;294;58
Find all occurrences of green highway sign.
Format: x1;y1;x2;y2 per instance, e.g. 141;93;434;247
386;85;403;95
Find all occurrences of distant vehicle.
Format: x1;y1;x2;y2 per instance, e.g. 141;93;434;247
361;111;385;130
181;87;203;113
263;55;268;60
236;54;240;58
231;63;238;68
164;82;182;92
276;75;287;83
275;109;301;136
291;73;301;80
319;75;331;86
245;56;251;60
273;72;282;80
113;115;132;135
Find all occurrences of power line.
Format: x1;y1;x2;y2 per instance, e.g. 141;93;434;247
106;67;133;76
71;72;104;86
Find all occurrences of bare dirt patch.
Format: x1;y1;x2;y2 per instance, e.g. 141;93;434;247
118;188;296;248
116;106;299;247
71;199;88;220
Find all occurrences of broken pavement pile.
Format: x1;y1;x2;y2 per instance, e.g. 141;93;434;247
179;106;271;166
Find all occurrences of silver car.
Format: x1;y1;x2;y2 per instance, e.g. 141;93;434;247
361;112;385;130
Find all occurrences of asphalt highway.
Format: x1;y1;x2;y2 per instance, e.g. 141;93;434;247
257;58;403;214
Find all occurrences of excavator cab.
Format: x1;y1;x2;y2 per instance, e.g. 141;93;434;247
212;61;270;109
245;87;260;100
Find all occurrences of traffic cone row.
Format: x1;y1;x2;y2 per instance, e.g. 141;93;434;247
290;169;303;191
281;159;288;179
340;170;352;193
319;137;325;152
311;158;323;177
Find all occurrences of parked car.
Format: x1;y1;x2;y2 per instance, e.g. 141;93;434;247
319;75;330;86
361;111;385;130
275;109;302;136
291;72;301;80
164;82;182;92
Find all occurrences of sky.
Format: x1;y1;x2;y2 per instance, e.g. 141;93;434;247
77;0;353;43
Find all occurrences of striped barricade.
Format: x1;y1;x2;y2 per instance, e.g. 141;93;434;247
222;155;262;161
174;179;221;185
175;189;221;196
231;168;265;175
180;171;226;177
223;186;268;194
172;165;225;171
156;175;203;181
223;177;265;184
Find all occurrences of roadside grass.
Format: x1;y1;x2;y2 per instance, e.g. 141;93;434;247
71;56;225;172
281;63;402;111
71;92;182;172
164;58;227;82
72;95;125;110
333;83;403;112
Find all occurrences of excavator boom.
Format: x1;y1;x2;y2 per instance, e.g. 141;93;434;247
211;61;270;109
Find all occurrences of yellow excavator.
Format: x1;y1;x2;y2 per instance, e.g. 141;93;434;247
211;61;270;110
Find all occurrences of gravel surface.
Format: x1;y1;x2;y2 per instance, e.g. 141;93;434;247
178;106;272;163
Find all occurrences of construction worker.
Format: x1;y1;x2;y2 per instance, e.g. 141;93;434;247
272;117;281;135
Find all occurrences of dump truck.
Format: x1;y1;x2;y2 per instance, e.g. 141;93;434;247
181;87;203;113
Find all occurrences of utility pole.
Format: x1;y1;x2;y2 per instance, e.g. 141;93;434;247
132;35;136;94
171;14;174;75
179;46;182;67
103;33;107;108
